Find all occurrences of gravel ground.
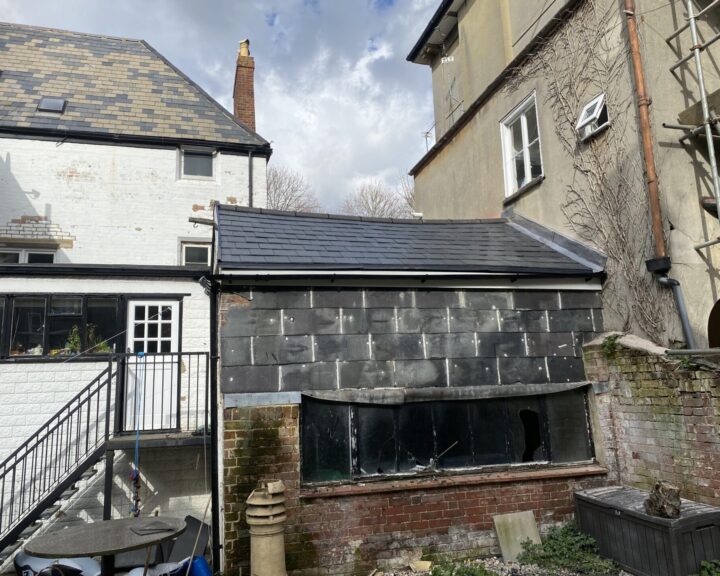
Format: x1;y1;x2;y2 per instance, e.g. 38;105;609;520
383;556;633;576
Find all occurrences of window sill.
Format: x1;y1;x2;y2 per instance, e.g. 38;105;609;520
299;463;607;500
503;175;545;206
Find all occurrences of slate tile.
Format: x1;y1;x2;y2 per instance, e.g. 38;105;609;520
372;334;424;360
498;357;548;384
592;309;604;332
394;359;446;388
253;335;313;365
339;360;394;389
280;362;337;391
414;290;459;308
397;308;448;333
314;334;371;362
560;291;602;309
312;289;364;309
526;333;576;357
448;358;498;387
499;310;548;332
283;308;341;335
548;310;594;332
220;308;282;337
547;356;587;382
220;337;252;367
366;308;398;333
477;333;525;357
221;365;278;393
464;291;511;310
341;309;372;334
365;290;413;308
426;333;476;359
241;289;311;309
513;291;560;310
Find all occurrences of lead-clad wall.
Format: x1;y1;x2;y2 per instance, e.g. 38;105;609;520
220;288;602;393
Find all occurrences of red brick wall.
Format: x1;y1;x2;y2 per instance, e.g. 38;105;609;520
233;56;256;131
223;405;607;575
583;336;720;505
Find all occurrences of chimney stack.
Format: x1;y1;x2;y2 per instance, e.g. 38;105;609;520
233;38;256;132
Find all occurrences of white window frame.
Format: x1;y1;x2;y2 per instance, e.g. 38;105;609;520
126;300;180;354
181;242;211;266
500;92;544;197
0;249;55;264
576;93;610;142
179;147;216;181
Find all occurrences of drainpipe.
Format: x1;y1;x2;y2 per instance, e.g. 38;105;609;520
625;0;696;347
248;151;254;207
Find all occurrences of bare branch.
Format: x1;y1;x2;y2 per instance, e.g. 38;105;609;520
266;165;322;213
342;179;411;219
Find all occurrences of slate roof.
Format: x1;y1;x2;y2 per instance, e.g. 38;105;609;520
0;22;270;150
216;205;605;276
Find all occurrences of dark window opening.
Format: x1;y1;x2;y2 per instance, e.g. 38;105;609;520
183;150;213;177
0;252;20;264
37;97;66;113
27;252;55;264
2;295;123;358
183;244;210;266
301;391;593;484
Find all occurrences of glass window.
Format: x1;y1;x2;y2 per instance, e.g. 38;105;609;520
87;297;121;353
547;389;593;462
0;250;55;264
27;252;54;264
357;406;396;475
501;94;543;195
183;244;210;266
301;400;350;482
576;93;610;142
10;297;46;356
0;252;20;264
183;151;213;177
47;296;83;355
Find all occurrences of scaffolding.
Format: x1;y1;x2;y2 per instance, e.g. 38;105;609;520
663;0;720;250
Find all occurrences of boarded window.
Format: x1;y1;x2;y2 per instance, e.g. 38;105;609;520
301;390;593;483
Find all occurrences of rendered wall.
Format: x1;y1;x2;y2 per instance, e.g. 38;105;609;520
0;137;267;265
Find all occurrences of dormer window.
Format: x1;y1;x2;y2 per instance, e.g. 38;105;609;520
576;93;610;142
182;149;214;178
37;97;66;114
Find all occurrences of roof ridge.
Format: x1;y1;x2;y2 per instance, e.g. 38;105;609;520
217;203;508;224
0;21;143;44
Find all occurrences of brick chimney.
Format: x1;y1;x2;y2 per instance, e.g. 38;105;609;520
233;38;256;132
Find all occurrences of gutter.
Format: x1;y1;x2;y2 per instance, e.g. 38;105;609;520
0;264;210;279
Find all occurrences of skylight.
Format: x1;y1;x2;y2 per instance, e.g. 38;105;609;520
37;97;66;114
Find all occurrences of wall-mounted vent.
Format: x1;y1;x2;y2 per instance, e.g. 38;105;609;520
576;93;609;142
37;97;66;114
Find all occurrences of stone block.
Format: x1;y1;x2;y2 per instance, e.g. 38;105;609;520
493;510;541;562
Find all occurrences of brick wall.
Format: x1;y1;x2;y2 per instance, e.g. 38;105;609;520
583;335;720;505
222;404;607;576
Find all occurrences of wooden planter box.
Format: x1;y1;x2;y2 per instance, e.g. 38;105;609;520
575;486;720;576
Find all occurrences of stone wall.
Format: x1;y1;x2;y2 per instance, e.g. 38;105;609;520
583;335;720;505
222;404;607;576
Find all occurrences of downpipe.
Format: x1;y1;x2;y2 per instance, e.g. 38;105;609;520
656;274;697;349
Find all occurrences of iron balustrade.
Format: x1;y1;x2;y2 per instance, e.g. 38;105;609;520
0;352;209;554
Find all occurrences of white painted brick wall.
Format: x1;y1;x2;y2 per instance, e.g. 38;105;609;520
0;137;267;265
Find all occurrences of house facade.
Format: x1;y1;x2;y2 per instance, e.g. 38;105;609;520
408;0;720;349
213;205;613;574
0;22;270;566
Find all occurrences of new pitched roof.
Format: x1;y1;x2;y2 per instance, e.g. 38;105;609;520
0;22;270;151
215;205;605;276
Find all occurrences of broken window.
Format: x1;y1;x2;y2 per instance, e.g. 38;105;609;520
301;390;593;484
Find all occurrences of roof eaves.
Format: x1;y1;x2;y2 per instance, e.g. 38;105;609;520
407;0;455;63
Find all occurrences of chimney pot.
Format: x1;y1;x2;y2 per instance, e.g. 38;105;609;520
233;38;256;132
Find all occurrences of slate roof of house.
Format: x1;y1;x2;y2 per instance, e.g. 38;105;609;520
215;205;605;276
0;22;270;150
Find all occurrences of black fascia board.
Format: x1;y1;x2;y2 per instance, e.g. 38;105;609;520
0;126;273;157
0;264;211;279
407;0;454;63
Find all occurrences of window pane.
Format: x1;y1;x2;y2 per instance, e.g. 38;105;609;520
433;402;473;468
134;323;145;338
547;389;592;463
0;252;20;264
10;297;45;356
135;306;145;321
0;299;5;349
50;296;82;315
184;246;209;266
397;403;434;471
357;406;396;475
301;400;350;482
470;399;509;465
506;396;548;463
525;105;538;143
87;297;121;353
148;323;158;338
27;253;54;264
147;341;158;353
134;340;145;354
183;151;213;177
148;306;159;320
161;323;171;338
510;119;523;154
514;153;526;189
160;341;171;353
529;141;542;179
48;317;81;355
161;306;172;321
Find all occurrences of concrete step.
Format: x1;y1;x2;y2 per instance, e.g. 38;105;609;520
39;504;61;520
59;486;79;500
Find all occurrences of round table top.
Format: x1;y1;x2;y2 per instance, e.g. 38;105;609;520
25;517;186;558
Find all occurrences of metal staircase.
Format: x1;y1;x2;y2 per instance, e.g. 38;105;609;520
0;352;209;564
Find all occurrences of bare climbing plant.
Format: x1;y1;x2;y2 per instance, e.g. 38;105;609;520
504;0;675;341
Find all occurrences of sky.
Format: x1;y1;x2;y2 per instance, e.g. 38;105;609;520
0;0;438;210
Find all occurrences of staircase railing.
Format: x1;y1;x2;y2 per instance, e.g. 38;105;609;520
0;360;115;551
